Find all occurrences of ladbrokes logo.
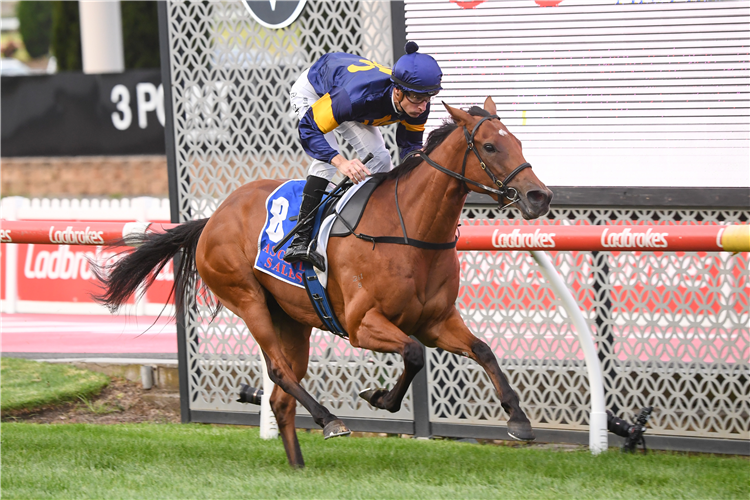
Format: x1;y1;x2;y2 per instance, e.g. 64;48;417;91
600;228;668;249
24;245;115;280
492;228;556;249
21;244;174;281
49;226;104;245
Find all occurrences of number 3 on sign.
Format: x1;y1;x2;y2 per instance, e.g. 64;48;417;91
266;197;289;243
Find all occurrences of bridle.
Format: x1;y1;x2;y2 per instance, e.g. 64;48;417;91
331;114;533;253
406;114;532;208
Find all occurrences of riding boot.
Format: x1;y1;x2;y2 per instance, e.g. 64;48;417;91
283;175;329;271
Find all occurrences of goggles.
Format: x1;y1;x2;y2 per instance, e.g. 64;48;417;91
403;90;439;105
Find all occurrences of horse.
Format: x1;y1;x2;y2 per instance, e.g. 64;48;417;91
95;97;553;468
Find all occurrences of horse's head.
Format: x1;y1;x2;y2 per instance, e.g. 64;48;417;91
444;97;552;220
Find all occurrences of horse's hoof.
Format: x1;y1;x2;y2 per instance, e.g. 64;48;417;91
323;419;351;440
359;387;387;407
507;419;536;441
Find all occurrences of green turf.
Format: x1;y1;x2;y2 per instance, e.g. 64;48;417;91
1;357;110;412
2;423;747;499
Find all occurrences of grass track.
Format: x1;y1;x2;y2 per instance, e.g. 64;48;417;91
1;357;109;412
2;423;748;499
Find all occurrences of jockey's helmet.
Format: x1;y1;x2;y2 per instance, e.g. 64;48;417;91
391;41;442;95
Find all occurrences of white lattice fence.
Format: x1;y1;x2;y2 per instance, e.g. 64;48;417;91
163;0;407;421
433;206;749;440
162;1;749;445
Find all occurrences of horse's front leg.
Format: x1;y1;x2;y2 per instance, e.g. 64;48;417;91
351;309;424;413
420;308;535;441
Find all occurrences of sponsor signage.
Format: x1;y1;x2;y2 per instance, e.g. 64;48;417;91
0;245;4;301
48;226;105;246
0;220;178;245
492;228;556;249
17;244;128;303
456;224;747;252
1;69;165;157
0;240;174;311
0;219;178;312
1;242;173;306
242;1;307;29
600;227;667;249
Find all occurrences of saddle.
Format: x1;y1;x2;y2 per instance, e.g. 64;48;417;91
326;176;385;237
303;175;386;339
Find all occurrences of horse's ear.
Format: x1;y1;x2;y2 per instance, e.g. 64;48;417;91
484;96;497;115
443;101;472;126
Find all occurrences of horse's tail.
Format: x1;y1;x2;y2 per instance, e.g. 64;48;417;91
92;218;222;318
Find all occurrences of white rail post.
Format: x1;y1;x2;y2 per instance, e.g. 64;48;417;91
530;250;608;454
258;354;279;439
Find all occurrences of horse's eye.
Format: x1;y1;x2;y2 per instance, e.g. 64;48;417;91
483;143;496;153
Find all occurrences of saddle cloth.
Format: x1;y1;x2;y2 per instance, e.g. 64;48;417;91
254;177;381;289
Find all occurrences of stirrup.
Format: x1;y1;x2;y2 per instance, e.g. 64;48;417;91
284;240;326;271
303;247;326;272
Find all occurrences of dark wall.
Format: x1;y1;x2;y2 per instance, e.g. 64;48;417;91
1;69;165;157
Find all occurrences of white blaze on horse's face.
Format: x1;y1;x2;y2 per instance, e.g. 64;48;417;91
497;129;508;137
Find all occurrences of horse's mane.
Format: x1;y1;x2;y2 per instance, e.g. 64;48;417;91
373;106;490;182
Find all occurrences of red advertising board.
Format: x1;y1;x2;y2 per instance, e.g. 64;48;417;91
16;243;132;303
1;219;175;312
1;244;5;302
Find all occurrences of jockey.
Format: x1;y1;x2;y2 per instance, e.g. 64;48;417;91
284;41;443;271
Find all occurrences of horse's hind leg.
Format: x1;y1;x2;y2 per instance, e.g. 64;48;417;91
214;283;349;444
421;308;535;441
266;303;311;468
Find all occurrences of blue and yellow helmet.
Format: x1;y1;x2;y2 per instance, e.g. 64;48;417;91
391;41;442;94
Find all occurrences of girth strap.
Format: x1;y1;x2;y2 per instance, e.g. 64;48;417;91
353;234;458;251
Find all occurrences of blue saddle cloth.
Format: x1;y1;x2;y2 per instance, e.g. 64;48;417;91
255;180;349;337
254;180;307;288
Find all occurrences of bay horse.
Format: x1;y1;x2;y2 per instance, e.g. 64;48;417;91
96;97;553;468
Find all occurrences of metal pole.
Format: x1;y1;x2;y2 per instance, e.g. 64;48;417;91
592;250;618;416
410;339;432;438
530;250;608;454
258;354;279;439
79;0;125;74
157;0;193;424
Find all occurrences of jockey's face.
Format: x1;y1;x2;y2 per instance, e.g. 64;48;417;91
394;88;431;118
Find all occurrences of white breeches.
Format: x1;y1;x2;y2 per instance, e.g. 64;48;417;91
290;69;395;181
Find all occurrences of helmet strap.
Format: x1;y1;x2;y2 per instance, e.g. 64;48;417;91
392;88;407;115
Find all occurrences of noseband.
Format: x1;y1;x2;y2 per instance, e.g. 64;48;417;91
406;114;531;207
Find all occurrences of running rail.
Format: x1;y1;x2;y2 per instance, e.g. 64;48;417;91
3;220;747;251
457;223;750;253
2;219;748;453
0;220;179;245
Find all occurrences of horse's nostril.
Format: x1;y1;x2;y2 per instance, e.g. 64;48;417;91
527;189;550;208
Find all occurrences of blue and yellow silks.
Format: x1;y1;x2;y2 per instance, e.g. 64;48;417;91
298;52;428;163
